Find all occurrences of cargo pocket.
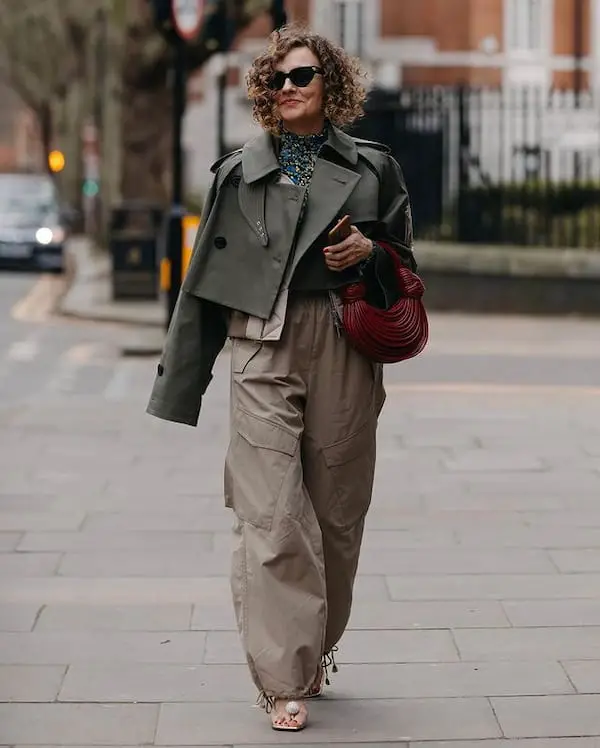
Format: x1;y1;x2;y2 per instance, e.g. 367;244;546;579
322;419;377;530
231;338;263;374
371;361;386;417
224;408;298;530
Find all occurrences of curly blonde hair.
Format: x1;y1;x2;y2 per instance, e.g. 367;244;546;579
246;23;367;134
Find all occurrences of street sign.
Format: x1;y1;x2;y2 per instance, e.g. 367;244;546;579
171;0;204;40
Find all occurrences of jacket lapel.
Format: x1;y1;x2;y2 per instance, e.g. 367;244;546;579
239;126;362;274
289;158;360;276
238;132;279;247
238;181;269;247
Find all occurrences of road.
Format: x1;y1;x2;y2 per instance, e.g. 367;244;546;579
0;273;153;406
1;269;600;746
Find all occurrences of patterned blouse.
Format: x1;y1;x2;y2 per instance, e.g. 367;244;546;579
278;127;328;187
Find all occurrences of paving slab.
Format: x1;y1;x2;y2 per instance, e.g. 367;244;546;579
81;511;233;533
204;629;459;665
562;661;600;694
155;698;501;744
0;605;40;632
453;627;600;661
387;573;600;601
0;496;63;512
550;550;600;573
191;604;238;631
56;549;229;577
0;512;85;532
337;600;509;630
0;576;229;605
356;548;555;575
58;663;255;702
17;530;215;553
0;665;66;701
358;527;459;549
441;451;548;472
502;600;600;628
0;631;207;664
35;604;193;631
453;525;600;548
492;694;600;738
0;553;60;577
0;703;158;745
410;740;600;747
0;532;21;551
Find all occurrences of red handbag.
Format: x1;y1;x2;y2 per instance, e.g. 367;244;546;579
339;242;429;364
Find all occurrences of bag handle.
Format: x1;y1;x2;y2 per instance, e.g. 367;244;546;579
377;241;425;299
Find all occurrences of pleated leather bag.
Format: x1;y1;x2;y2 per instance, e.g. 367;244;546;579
340;242;429;363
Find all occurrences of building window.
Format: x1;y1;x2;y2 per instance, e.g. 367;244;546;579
332;0;365;57
507;0;545;52
311;0;378;60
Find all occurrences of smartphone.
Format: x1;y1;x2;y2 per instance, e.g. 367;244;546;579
328;215;352;244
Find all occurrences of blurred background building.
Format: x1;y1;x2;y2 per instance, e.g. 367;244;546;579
1;0;597;249
184;0;599;193
0;83;42;171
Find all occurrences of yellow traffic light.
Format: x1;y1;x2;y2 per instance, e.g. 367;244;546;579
48;150;65;173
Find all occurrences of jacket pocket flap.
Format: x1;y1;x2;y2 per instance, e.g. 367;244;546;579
236;409;297;456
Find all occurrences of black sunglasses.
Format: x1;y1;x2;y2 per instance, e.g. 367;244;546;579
268;66;323;91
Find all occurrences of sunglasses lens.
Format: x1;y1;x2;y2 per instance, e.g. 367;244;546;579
290;68;315;87
269;72;286;90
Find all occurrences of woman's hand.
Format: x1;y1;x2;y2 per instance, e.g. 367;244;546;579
323;226;374;272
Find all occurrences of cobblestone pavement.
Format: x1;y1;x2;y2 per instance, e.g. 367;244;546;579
1;271;600;745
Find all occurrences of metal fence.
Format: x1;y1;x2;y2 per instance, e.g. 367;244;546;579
349;85;600;248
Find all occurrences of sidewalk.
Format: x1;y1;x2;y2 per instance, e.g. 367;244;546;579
60;237;166;354
1;307;600;744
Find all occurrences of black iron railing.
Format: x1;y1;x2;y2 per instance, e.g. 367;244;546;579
349;85;600;248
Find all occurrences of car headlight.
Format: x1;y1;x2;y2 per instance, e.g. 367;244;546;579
36;227;65;245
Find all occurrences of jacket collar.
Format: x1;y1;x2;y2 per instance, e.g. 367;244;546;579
241;124;359;184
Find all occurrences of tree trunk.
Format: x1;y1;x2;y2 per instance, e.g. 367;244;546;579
120;79;172;205
38;103;52;176
50;79;86;225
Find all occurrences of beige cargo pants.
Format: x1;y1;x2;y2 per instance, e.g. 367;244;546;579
224;293;385;700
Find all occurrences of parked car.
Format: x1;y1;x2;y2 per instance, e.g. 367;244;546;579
0;172;73;272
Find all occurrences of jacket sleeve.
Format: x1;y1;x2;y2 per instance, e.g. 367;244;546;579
146;293;227;427
146;176;227;427
360;154;417;309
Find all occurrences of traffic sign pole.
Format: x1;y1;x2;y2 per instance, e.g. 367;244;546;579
164;0;204;328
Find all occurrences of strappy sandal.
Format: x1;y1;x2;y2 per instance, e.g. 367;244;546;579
306;664;324;698
271;700;308;732
306;646;340;698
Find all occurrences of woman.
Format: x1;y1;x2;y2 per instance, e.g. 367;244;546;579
147;24;416;732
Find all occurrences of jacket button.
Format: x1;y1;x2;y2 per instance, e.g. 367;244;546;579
157;363;164;376
214;236;227;249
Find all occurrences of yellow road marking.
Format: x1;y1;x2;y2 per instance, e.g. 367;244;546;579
11;274;67;322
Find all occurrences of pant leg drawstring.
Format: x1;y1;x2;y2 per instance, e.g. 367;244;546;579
321;645;339;686
256;691;274;713
328;290;343;338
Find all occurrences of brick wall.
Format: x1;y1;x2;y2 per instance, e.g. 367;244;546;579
384;0;594;88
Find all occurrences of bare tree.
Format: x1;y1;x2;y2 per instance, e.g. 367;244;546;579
0;0;277;212
0;0;107;207
118;0;275;204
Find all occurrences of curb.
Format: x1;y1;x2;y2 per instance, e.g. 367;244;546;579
59;238;165;330
119;328;166;358
417;241;600;278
